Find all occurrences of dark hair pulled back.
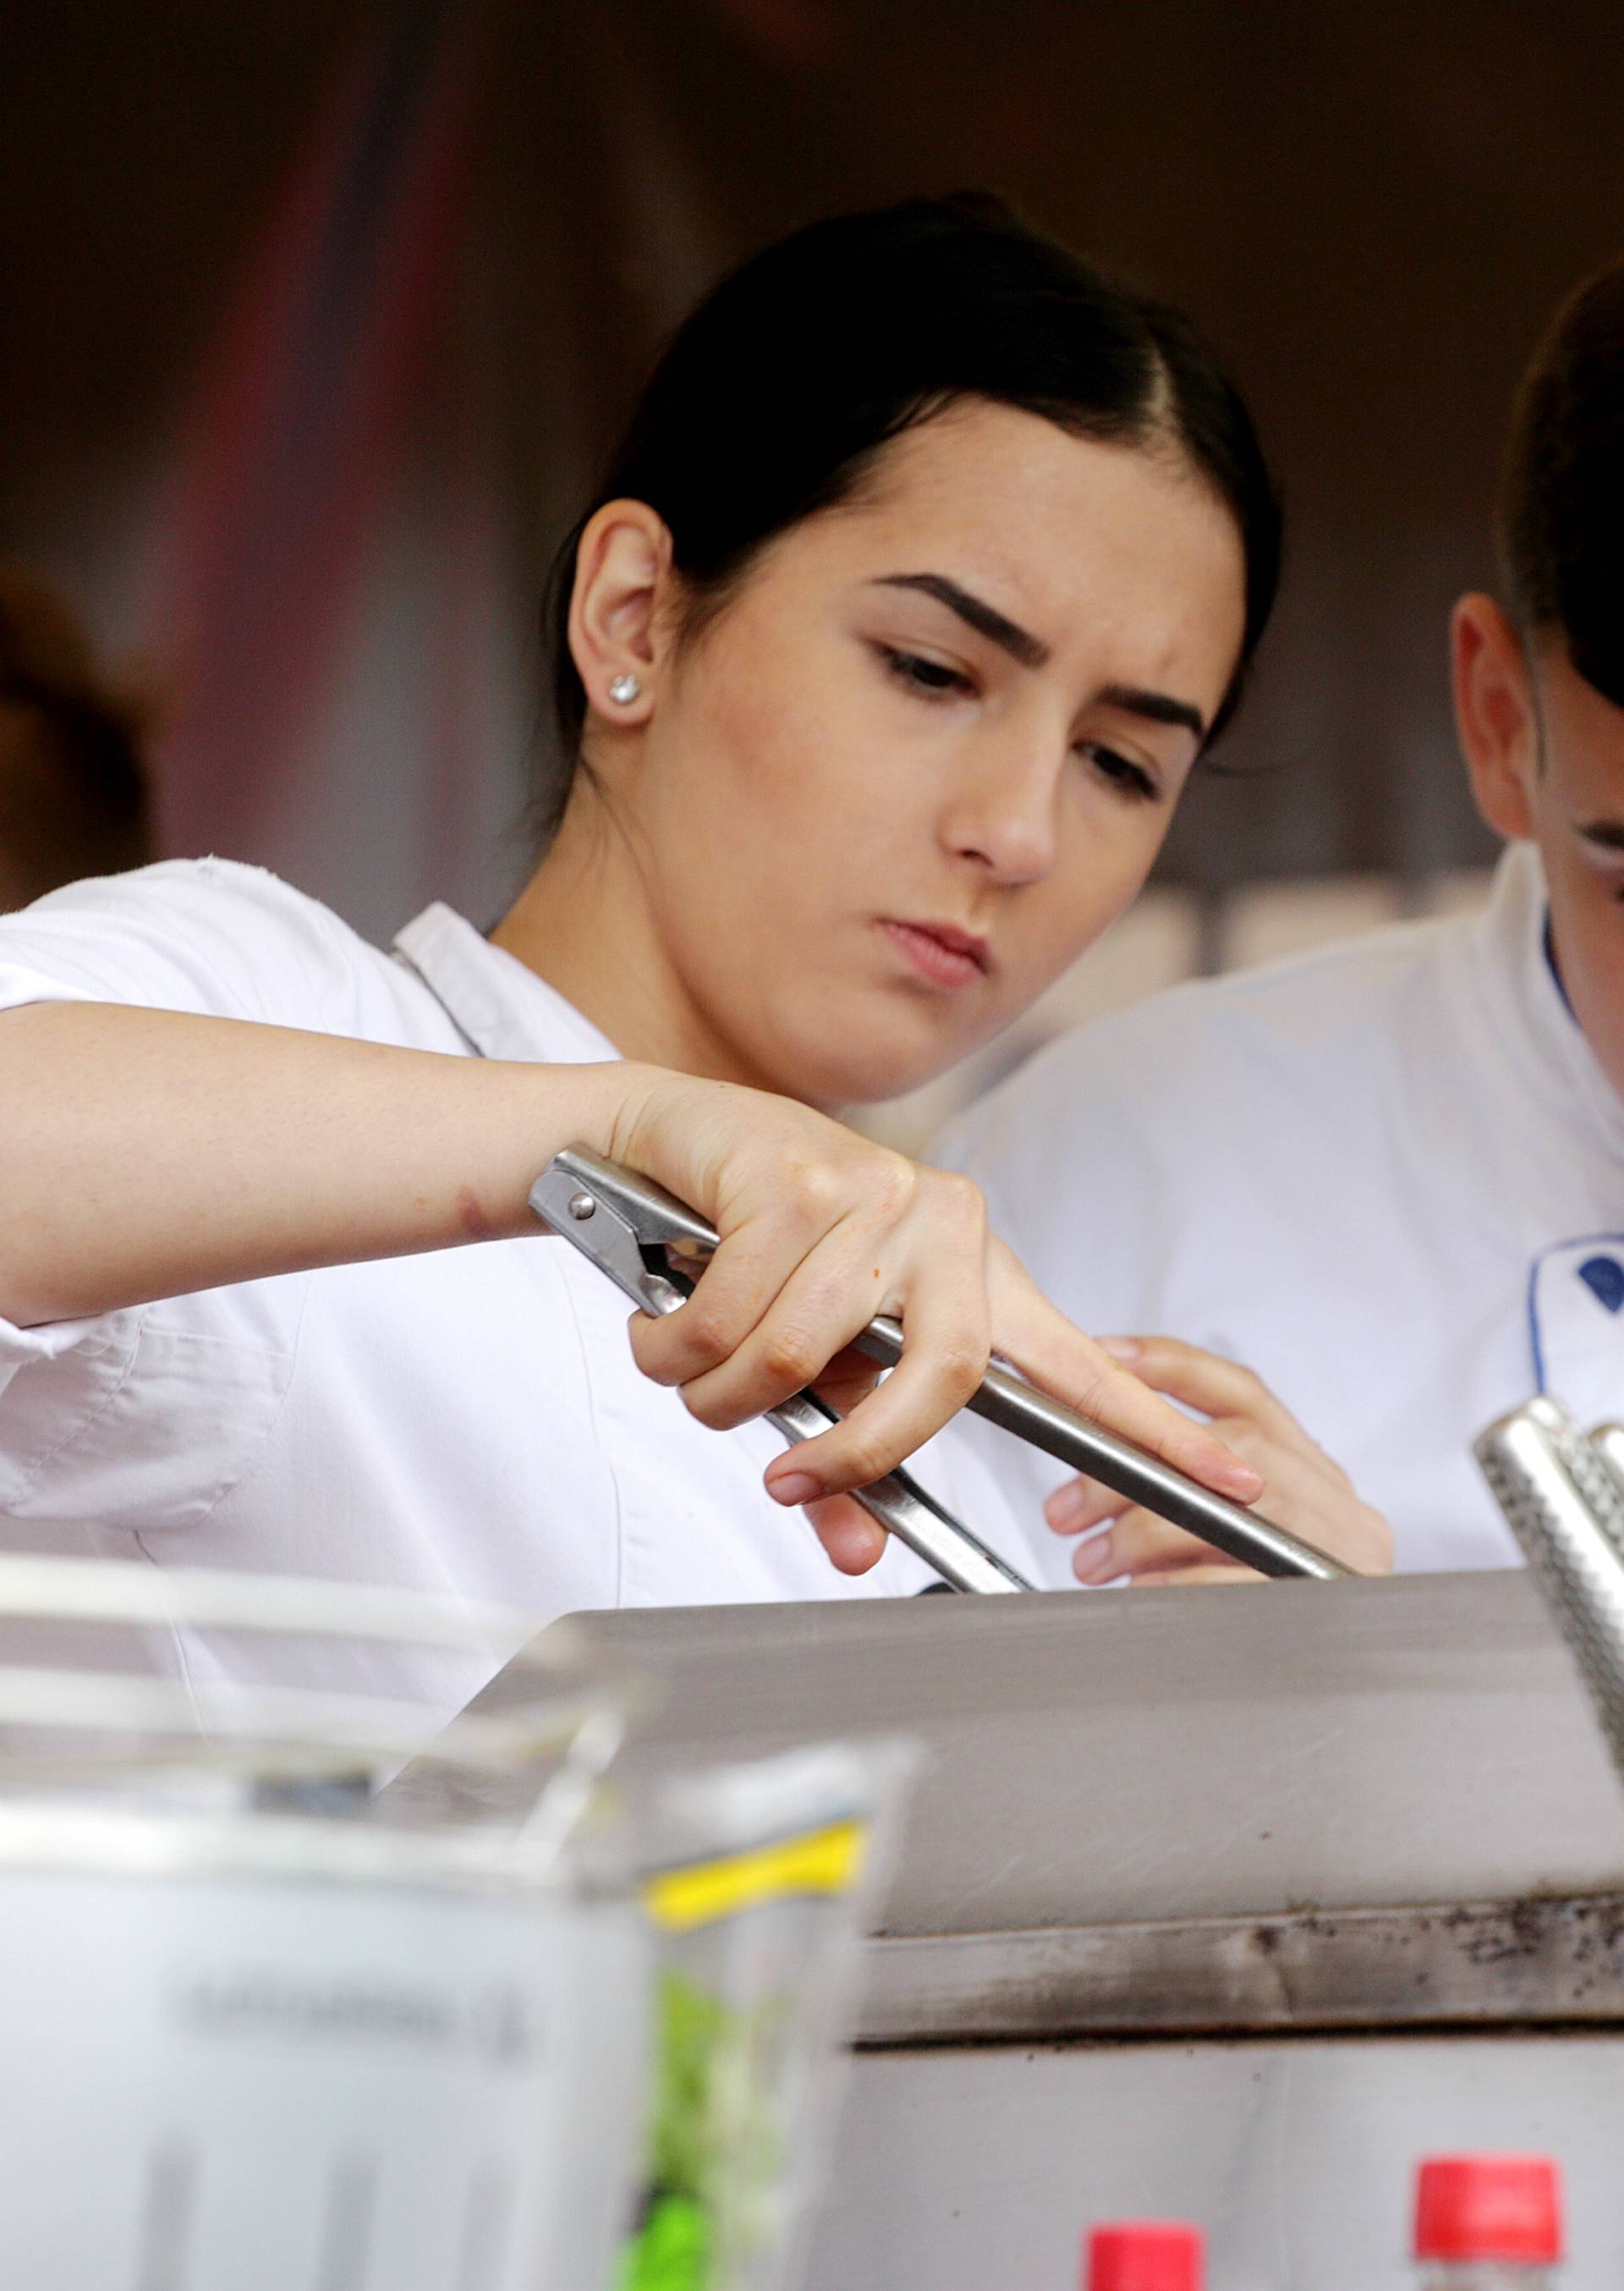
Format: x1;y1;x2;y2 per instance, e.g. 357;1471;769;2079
542;193;1281;829
1501;255;1624;707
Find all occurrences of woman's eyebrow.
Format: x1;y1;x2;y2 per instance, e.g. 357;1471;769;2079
872;573;1050;668
1098;684;1208;743
871;573;1207;739
1576;816;1624;852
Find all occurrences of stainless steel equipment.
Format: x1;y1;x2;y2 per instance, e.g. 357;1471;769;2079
1584;1417;1624;1530
530;1146;1346;1587
399;1573;1624;2291
1475;1394;1624;1782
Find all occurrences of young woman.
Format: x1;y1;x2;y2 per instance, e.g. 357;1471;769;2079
0;197;1386;1708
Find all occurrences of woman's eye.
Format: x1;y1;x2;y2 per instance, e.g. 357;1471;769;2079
877;646;974;699
1078;742;1160;802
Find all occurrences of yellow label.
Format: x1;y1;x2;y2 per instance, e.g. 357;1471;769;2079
643;1818;867;1932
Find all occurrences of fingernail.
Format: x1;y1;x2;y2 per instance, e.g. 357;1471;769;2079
1225;1463;1265;1500
766;1470;822;1508
1099;1337;1141;1363
1045;1481;1088;1530
1073;1532;1116;1583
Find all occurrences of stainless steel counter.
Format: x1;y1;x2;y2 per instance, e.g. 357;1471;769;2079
480;1572;1624;1977
401;1573;1624;2288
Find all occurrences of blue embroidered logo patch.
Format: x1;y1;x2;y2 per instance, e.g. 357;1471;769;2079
1578;1255;1624;1314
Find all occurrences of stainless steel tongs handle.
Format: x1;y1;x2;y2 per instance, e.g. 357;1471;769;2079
847;1316;1346;1580
759;1386;1032;1593
530;1147;1347;1588
529;1150;1029;1593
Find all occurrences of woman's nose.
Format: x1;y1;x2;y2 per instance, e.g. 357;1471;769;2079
938;739;1061;886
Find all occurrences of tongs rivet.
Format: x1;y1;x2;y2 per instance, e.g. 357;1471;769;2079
567;1192;597;1222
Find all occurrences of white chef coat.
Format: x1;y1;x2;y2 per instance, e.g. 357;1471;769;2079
0;860;1034;1711
938;840;1624;1578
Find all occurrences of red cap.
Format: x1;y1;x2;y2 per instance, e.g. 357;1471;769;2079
1085;2222;1204;2291
1413;2157;1563;2264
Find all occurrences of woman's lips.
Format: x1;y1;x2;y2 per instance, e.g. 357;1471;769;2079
878;918;991;990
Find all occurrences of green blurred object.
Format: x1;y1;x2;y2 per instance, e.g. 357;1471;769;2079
618;2193;712;2291
615;1752;910;2291
650;1972;732;2205
617;1969;789;2290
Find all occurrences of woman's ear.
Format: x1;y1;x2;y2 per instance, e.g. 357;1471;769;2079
566;499;676;728
1451;592;1539;841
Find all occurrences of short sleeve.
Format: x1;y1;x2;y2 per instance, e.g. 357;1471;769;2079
0;857;373;1030
0;862;348;1536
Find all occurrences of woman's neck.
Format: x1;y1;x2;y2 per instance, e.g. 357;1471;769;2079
491;797;780;1092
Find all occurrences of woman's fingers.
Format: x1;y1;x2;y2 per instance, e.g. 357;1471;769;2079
1137;1563;1259;1590
1045;1474;1131;1536
987;1249;1264;1505
1101;1335;1348;1472
628;1138;1000;1503
617;1089;1308;1563
644;1167;992;1503
671;1214;894;1435
807;1348;886;1421
1073;1503;1257;1585
1078;1442;1333;1578
1072;1431;1392;1580
1042;1330;1392;1582
801;1492;889;1574
1100;1335;1306;1445
628;1206;831;1391
758;1230;990;1503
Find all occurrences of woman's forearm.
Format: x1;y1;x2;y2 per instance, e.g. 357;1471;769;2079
0;1001;1273;1530
0;1002;653;1326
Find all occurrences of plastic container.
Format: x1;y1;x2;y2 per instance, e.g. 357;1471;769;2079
0;1554;648;2291
1084;2220;1204;2291
617;1739;919;2291
1413;2155;1564;2291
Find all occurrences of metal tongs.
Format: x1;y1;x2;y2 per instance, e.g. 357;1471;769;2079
530;1147;1347;1592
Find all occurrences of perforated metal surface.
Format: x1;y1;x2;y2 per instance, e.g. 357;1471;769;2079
1475;1398;1624;1786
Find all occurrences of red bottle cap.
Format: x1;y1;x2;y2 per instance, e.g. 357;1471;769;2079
1085;2221;1204;2291
1413;2156;1563;2264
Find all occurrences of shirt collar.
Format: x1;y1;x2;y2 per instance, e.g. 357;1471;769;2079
1542;909;1576;1019
1475;838;1624;1157
391;903;621;1066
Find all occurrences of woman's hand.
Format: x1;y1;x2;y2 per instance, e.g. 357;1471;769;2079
1043;1335;1393;1585
0;1008;1275;1588
608;1072;1268;1574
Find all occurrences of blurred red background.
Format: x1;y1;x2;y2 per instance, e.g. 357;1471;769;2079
5;0;1622;939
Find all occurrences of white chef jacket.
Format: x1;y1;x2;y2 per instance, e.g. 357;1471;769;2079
0;860;1034;1710
938;840;1624;1577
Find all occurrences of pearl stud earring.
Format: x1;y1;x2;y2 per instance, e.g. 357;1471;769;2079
607;673;642;706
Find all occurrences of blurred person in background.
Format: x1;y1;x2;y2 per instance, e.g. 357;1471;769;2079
0;197;1387;1715
0;566;153;910
941;256;1624;1584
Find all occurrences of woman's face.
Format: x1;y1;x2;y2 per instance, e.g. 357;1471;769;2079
594;398;1246;1106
